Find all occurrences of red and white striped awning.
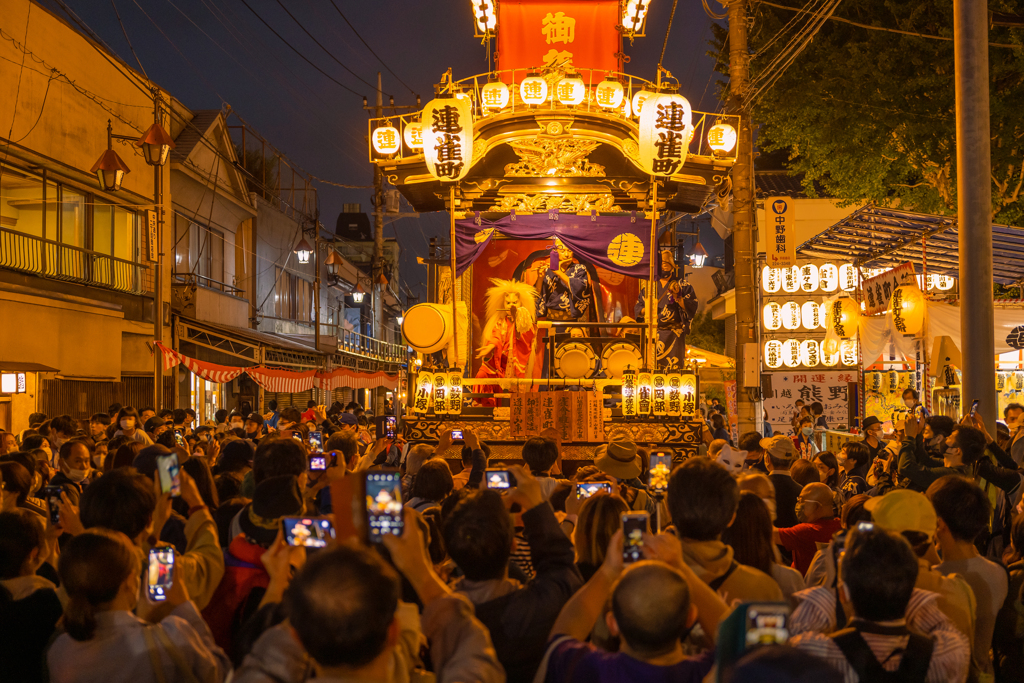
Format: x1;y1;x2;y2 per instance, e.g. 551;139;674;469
155;342;400;392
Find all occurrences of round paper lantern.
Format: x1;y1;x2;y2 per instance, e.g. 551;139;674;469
519;75;548;105
631;88;655;118
763;303;782;331
818;263;839;292
839;264;858;291
638;93;692;177
421;96;474;181
764;340;784;369
800;340;820;367
840;339;858;366
481;80;510;109
802;301;822;329
762;266;781;293
827;298;860;338
887;370;901;393
781;301;801;330
799;264;819;292
820;340;840;366
782;266;799;293
595;78;624;109
935;275;955;291
890;285;925;335
707;123;737;154
866;371;884;393
555;74;585;105
403;122;423;150
782;339;801;368
371;125;400;155
997;373;1007;392
622;0;649;31
1014;372;1024;392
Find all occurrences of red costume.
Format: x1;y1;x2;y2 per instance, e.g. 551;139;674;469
474;279;538;406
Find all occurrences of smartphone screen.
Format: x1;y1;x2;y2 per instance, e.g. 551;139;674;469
309;431;323;453
309;455;327;471
622;512;649;564
147;547;174;602
576;482;613;498
649;453;673;492
914;405;924;418
172;431;186;449
970;399;980;417
291;432;303;442
744;605;790;647
485;469;514;490
365;471;403;542
42;485;62;525
282;517;335;548
156;453;181;497
451;429;464;440
385;417;397;439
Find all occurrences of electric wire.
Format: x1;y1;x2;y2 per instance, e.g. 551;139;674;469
657;0;680;68
109;0;147;79
327;0;416;96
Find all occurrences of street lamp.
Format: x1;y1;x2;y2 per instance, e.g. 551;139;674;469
91;112;176;192
294;237;313;264
90;121;132;192
324;249;343;279
690;242;709;268
136;121;176;166
351;283;366;304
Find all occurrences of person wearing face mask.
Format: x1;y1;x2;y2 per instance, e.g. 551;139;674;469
635;249;699;372
899;416;985;492
902;388;929;419
112;408;153;446
772;482;842;576
50;440;95;504
227;411;246;436
793;416;819;457
859;416;888;461
1003;402;1024;466
243;413;265;442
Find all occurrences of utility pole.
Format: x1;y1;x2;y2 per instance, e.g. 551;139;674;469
373;72;385;344
728;0;758;434
954;0;996;431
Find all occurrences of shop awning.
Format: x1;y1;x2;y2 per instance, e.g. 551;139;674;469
796;205;1024;284
0;362;59;373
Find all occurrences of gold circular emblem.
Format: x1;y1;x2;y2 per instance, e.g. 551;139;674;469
607;233;645;267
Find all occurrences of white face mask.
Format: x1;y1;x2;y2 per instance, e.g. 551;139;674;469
120;419;134;430
64;467;89;483
802;426;814;436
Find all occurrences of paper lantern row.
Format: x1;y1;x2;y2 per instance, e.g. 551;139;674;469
412;372;464;414
998;372;1024;393
622;370;697;417
764;339;858;369
864;370;913;394
763;301;827;331
762;264;857;294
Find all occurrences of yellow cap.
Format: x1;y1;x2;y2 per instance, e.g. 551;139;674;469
864;489;936;535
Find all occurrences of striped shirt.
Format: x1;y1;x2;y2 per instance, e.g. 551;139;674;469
788;586;970;683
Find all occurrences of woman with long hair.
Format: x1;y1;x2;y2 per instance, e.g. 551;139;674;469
572;492;629;581
48;529;229;683
722;492;804;605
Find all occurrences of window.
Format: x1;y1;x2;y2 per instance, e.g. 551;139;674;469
173;213;224;290
273;267;313;322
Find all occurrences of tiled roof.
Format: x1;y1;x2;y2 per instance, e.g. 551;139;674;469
755;171;808;199
171;110;222;163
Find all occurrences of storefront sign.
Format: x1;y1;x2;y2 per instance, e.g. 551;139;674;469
763;371;855;435
766;197;795;268
862;262;916;315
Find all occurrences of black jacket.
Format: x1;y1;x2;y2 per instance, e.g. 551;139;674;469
770;470;803;529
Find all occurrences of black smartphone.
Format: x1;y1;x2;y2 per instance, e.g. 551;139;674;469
282;517;335;548
172;431;187;449
451;429;464;440
385;416;397;440
576;482;613;498
156;452;181;497
969;399;980;418
649;452;673;492
485;468;515;490
42;485;62;525
309;455;327;471
622;512;649;564
147;547;174;602
308;430;323;453
365;471;404;542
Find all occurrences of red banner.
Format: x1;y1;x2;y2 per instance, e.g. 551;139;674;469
498;0;620;78
155;342;245;384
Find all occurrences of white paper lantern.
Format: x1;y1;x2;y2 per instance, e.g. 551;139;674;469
707;123;737;154
631;88;654;118
555;75;586;105
622;0;649;31
840;339;858;366
820;340;840;366
799;264;819;292
764;340;784;369
802;301;822;329
471;0;497;32
782;339;801;368
481;81;509;109
403;122;423;150
519;76;548;105
371;125;400;155
638;93;693;177
782;266;799;293
762;266;781;293
781;301;801;330
595;78;624;109
818;263;839;292
935;275;954;291
421;96;475;182
800;340;820;367
839;264;858;291
763;303;782;330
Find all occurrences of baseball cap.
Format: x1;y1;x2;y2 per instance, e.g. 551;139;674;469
245;412;265;426
337;412;358;426
759;435;797;461
862;416;882;431
864;489;936;535
144;416;167;433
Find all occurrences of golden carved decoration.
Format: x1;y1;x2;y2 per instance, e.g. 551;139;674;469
487;193;622;213
504;137;606;178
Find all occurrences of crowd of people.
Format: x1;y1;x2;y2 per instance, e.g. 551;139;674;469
1;394;1023;683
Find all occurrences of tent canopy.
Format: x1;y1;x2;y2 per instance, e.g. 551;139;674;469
797;205;1024;285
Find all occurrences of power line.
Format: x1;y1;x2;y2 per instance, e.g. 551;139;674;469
236;0;366;98
328;0;416;96
109;0;147;78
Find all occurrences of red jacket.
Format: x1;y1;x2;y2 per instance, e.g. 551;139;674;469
200;534;269;657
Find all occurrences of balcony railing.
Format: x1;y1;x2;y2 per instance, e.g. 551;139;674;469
0;226;150;294
339;328;407;363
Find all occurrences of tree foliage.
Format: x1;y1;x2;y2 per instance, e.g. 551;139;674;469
688;310;726;354
713;0;1024;225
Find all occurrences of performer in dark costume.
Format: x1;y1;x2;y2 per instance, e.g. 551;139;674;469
635;250;698;371
537;238;591;322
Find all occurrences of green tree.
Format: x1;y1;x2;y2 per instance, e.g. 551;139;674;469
688;310;726;353
712;0;1024;224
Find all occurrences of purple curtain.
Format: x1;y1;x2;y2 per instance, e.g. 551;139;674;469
455;211;658;278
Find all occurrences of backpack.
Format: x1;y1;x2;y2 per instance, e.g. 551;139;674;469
830;620;934;683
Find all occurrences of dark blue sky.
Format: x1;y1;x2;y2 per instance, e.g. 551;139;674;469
43;0;725;300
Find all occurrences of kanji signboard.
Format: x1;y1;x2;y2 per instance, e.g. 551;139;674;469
766;197;795;268
862;262;916;316
763;371;855;435
497;0;620;77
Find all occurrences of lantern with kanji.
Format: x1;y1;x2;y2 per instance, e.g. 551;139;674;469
890;285;925;335
839;264;858;291
886;370;901;394
432;372;450;414
781;302;801;330
638;93;692;177
827;298;860;339
763;303;782;330
631;88;654;118
818;263;839;292
448;372;463;414
622;369;638;417
667;374;682;415
998;373;1007;392
680;373;698;416
413;373;433;413
762;266;781;293
422;96;474;182
403;122;423;150
799;264;819;292
800;340;820;367
764;340;783;369
556;74;586;105
372;124;401;155
652;374;667;415
520;75;548;105
866;371;884;393
820;340;839;366
637;371;653;415
782;266;799;293
481;80;509;109
840;339;858;366
782;339;801;368
707;123;737;154
595;77;624;109
802;301;822;329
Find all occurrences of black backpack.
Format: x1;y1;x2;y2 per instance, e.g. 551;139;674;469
830;620;934;683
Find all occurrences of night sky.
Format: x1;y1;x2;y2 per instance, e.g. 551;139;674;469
41;0;725;302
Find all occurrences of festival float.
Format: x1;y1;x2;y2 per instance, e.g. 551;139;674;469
370;0;740;458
